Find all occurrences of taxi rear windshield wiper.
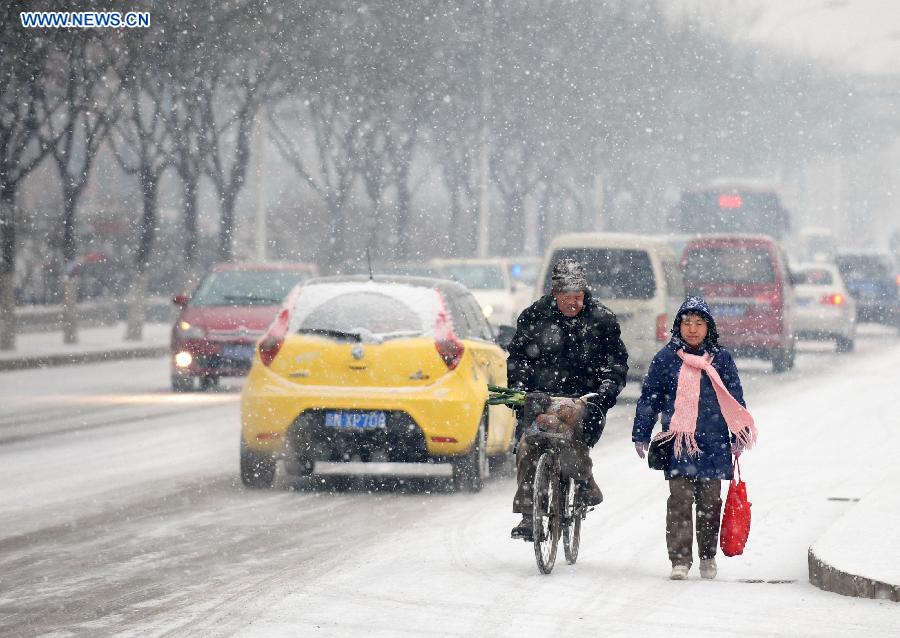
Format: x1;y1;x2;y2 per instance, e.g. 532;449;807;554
296;328;363;341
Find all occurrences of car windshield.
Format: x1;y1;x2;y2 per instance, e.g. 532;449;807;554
794;268;834;285
442;264;506;290
190;270;311;306
290;282;441;338
836;256;890;280
684;248;775;284
548;248;656;299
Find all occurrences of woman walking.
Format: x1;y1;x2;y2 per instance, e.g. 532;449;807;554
632;296;757;580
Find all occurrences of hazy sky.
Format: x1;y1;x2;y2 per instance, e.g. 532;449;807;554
682;0;900;76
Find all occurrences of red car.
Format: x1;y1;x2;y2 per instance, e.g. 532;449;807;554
681;234;796;373
170;262;318;391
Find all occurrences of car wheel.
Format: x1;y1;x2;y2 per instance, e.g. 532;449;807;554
240;438;276;488
771;346;794;373
199;375;218;391
452;414;489;493
171;374;194;392
835;336;854;353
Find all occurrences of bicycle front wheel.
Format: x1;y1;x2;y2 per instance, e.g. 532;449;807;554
532;452;560;574
562;478;582;564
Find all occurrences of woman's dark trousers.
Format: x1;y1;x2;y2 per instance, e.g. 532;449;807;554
666;477;722;567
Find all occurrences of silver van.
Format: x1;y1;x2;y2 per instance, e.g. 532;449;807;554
536;233;684;377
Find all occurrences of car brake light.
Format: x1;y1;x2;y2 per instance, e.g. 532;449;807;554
434;293;465;370
656;314;668;342
258;308;290;367
754;292;781;309
820;293;845;306
719;194;743;209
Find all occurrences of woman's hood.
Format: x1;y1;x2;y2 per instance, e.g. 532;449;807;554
670;295;721;352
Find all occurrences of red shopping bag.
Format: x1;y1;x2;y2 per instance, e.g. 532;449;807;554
720;458;751;557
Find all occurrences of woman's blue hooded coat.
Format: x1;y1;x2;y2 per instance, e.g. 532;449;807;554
631;296;747;480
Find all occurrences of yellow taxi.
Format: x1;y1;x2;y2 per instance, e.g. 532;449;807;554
240;276;516;491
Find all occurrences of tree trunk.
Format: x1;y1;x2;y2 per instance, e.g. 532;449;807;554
125;269;148;341
324;195;347;274
0;187;17;351
61;185;79;345
127;171;159;341
62;275;79;344
181;175;199;293
394;166;411;262
219;190;235;262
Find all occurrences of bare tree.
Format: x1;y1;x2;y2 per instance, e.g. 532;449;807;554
110;33;173;341
44;33;118;344
203;59;272;262
0;16;62;350
268;94;363;272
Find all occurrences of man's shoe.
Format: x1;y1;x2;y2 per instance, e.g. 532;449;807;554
575;478;603;506
699;558;717;580
510;515;534;542
670;564;690;580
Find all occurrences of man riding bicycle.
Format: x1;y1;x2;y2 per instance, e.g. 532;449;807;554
507;258;629;540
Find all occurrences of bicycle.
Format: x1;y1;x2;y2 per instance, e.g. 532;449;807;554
531;439;589;574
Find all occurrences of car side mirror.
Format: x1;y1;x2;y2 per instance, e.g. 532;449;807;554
173;294;190;307
496;324;516;350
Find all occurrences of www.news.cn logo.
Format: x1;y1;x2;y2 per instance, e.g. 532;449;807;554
20;11;151;29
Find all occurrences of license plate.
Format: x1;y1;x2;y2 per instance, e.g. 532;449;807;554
222;344;255;361
796;297;811;307
324;411;387;431
711;304;745;317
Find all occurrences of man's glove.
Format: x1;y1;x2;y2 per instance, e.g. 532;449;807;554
634;441;649;459
552;397;585;427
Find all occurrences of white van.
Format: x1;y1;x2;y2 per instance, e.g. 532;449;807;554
535;233;685;378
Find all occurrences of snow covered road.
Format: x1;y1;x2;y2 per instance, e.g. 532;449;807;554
1;328;898;636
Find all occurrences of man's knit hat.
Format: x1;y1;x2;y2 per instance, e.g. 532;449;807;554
550;258;588;293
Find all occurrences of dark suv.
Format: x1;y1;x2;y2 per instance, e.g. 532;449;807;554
834;252;899;332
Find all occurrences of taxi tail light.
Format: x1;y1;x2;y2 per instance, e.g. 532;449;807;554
820;293;845;306
656;314;668;342
435;337;465;370
434;292;465;370
259;308;290;367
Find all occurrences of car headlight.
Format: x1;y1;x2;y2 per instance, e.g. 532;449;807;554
481;304;494;318
174;351;193;367
176;321;205;339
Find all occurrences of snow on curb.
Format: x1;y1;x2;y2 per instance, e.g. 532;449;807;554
808;477;900;602
0;346;168;371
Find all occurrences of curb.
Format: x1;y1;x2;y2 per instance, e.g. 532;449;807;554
0;346;168;371
808;548;900;602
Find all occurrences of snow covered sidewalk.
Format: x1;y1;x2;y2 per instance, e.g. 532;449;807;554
746;336;900;603
809;472;900;601
0;321;170;370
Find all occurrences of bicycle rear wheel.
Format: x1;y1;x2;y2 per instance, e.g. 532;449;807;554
562;478;582;564
532;452;560;574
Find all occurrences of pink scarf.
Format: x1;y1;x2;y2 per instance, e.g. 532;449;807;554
655;349;758;459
